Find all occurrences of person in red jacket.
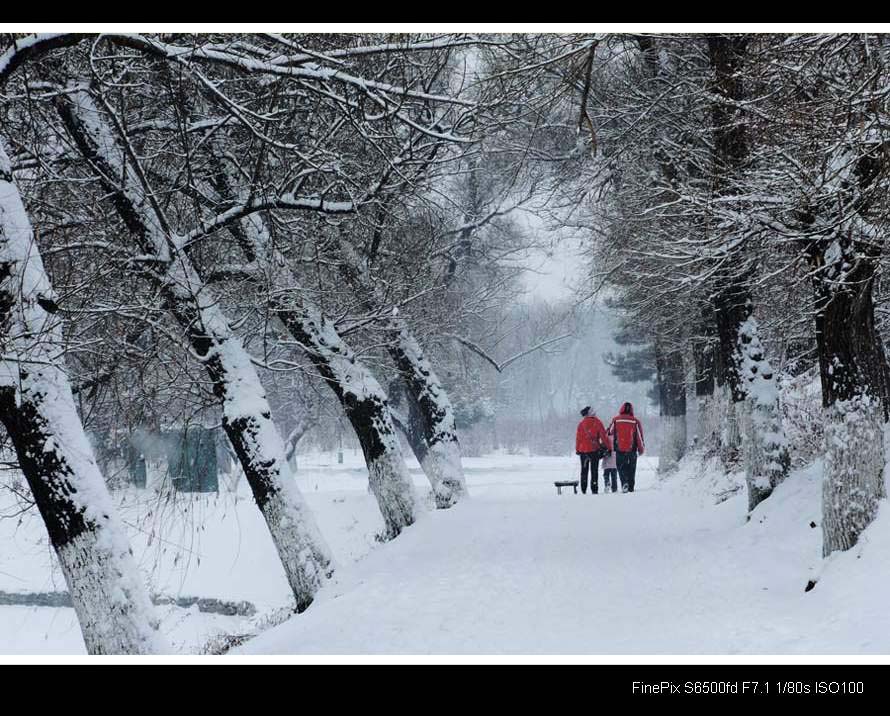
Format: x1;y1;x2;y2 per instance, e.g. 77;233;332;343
575;406;611;495
607;402;645;493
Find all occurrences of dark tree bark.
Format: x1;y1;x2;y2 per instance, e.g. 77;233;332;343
693;307;717;400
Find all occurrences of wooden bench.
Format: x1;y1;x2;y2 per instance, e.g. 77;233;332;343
554;480;579;495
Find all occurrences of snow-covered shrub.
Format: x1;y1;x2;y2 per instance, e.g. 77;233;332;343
779;367;824;468
664;452;746;504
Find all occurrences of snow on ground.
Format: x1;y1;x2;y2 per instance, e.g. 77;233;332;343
2;450;890;654
0;449;396;654
237;454;890;654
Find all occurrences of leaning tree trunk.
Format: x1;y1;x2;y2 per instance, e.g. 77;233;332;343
709;34;788;509
200;327;334;609
0;144;164;654
58;91;333;611
273;303;417;538
655;343;687;473
224;212;418;538
385;323;468;508
811;242;888;557
336;237;467;508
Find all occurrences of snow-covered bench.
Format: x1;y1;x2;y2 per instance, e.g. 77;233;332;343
554;480;579;495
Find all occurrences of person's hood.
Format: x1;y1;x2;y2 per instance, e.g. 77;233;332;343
619;402;634;416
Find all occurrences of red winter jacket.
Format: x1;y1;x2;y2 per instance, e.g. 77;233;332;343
575;415;611;454
608;402;645;455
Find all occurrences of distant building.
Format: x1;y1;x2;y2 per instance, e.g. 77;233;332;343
124;425;221;492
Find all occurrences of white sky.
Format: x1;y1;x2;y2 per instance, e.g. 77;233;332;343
517;209;586;303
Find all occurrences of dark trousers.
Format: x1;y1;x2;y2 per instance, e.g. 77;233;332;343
579;452;600;494
603;468;618;493
616;451;638;492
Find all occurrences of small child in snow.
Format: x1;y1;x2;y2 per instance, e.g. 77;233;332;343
601;450;618;494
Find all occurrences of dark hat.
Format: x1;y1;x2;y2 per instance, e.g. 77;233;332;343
580;406;591;416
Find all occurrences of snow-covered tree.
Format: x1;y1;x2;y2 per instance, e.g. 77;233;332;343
0;140;165;653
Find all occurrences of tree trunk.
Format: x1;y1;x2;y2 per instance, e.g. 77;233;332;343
655;343;686;473
713;282;789;510
721;392;742;465
810;242;887;556
709;34;751;471
336;238;468;508
692;308;720;452
709;312;740;465
388;381;428;458
709;35;788;508
712;282;749;469
275;304;417;537
222;210;418;538
385;324;468;507
0;144;164;654
801;99;890;555
57;91;333;611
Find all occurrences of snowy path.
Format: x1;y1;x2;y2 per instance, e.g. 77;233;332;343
3;453;889;654
239;456;890;654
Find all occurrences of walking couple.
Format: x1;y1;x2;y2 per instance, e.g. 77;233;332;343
574;403;645;494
